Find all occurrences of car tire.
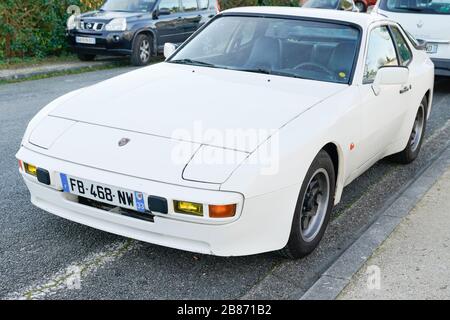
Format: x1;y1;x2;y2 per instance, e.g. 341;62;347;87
131;34;152;66
77;53;96;61
280;150;336;259
355;1;367;12
391;96;427;164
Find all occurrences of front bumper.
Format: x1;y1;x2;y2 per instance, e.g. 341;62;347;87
17;147;296;256
67;30;135;56
431;58;450;77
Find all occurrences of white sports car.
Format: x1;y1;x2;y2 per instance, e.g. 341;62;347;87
17;7;434;258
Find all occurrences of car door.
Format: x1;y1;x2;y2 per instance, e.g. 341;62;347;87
180;0;202;41
154;0;185;47
356;25;410;165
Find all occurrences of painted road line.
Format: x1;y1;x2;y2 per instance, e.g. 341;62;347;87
4;239;139;300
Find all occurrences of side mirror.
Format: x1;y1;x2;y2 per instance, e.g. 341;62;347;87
416;38;428;51
164;42;177;59
372;67;409;96
157;8;171;16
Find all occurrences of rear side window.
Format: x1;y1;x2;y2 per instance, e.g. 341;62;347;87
363;26;398;83
198;0;208;9
182;0;198;11
390;26;412;66
159;0;180;12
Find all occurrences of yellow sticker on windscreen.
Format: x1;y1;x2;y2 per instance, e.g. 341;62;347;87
339;72;346;78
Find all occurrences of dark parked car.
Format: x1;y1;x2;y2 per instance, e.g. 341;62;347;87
67;0;219;66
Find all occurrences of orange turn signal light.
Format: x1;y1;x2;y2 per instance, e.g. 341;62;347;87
209;204;237;218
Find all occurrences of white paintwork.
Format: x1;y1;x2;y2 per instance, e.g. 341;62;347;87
371;66;409;95
183;146;250;184
17;8;434;256
374;66;409;86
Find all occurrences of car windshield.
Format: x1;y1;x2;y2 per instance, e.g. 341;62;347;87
168;16;360;84
101;0;157;12
303;0;340;9
380;0;450;14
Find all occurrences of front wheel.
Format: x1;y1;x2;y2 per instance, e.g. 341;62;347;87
391;96;427;164
131;34;152;66
280;150;336;259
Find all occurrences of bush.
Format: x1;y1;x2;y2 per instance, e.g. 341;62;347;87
0;0;298;60
0;0;103;59
219;0;259;10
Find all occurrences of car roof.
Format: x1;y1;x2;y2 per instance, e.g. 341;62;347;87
221;7;393;29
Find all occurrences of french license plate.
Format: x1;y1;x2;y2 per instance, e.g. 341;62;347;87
426;43;438;54
75;36;96;45
60;173;146;213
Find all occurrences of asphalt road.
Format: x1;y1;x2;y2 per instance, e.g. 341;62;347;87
0;67;449;300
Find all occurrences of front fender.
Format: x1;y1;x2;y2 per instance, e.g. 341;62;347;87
221;86;360;203
131;26;158;55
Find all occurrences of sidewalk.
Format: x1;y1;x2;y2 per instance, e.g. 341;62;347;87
338;166;450;300
0;57;126;81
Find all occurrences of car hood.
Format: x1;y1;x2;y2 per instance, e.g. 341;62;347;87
49;62;346;152
81;10;146;21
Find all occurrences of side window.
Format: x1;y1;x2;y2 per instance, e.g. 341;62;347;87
159;0;180;13
198;0;209;9
181;0;198;11
390;26;412;66
363;26;398;83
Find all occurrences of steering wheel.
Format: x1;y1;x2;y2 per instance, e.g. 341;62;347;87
294;62;334;77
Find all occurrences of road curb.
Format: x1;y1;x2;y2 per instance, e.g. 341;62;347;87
300;144;450;300
0;61;117;82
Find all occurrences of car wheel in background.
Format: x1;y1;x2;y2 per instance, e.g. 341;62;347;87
77;53;96;61
280;150;336;259
131;34;152;66
391;96;427;164
355;1;367;12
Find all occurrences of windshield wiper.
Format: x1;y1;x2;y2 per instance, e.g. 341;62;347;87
237;67;273;75
236;67;307;79
170;59;217;68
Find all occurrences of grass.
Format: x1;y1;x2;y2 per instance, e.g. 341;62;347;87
0;54;80;70
0;61;129;85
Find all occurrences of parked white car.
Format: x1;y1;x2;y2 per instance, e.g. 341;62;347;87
17;7;434;258
374;0;450;76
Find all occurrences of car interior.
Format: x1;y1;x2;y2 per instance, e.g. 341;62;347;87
185;18;360;83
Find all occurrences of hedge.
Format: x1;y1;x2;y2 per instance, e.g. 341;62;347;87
0;0;298;60
0;0;103;59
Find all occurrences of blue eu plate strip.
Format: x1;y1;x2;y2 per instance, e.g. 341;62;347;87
135;191;146;213
60;173;70;193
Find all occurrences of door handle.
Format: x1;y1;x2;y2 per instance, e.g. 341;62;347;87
400;84;411;94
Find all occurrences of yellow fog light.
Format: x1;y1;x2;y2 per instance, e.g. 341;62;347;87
24;163;37;176
174;200;203;216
